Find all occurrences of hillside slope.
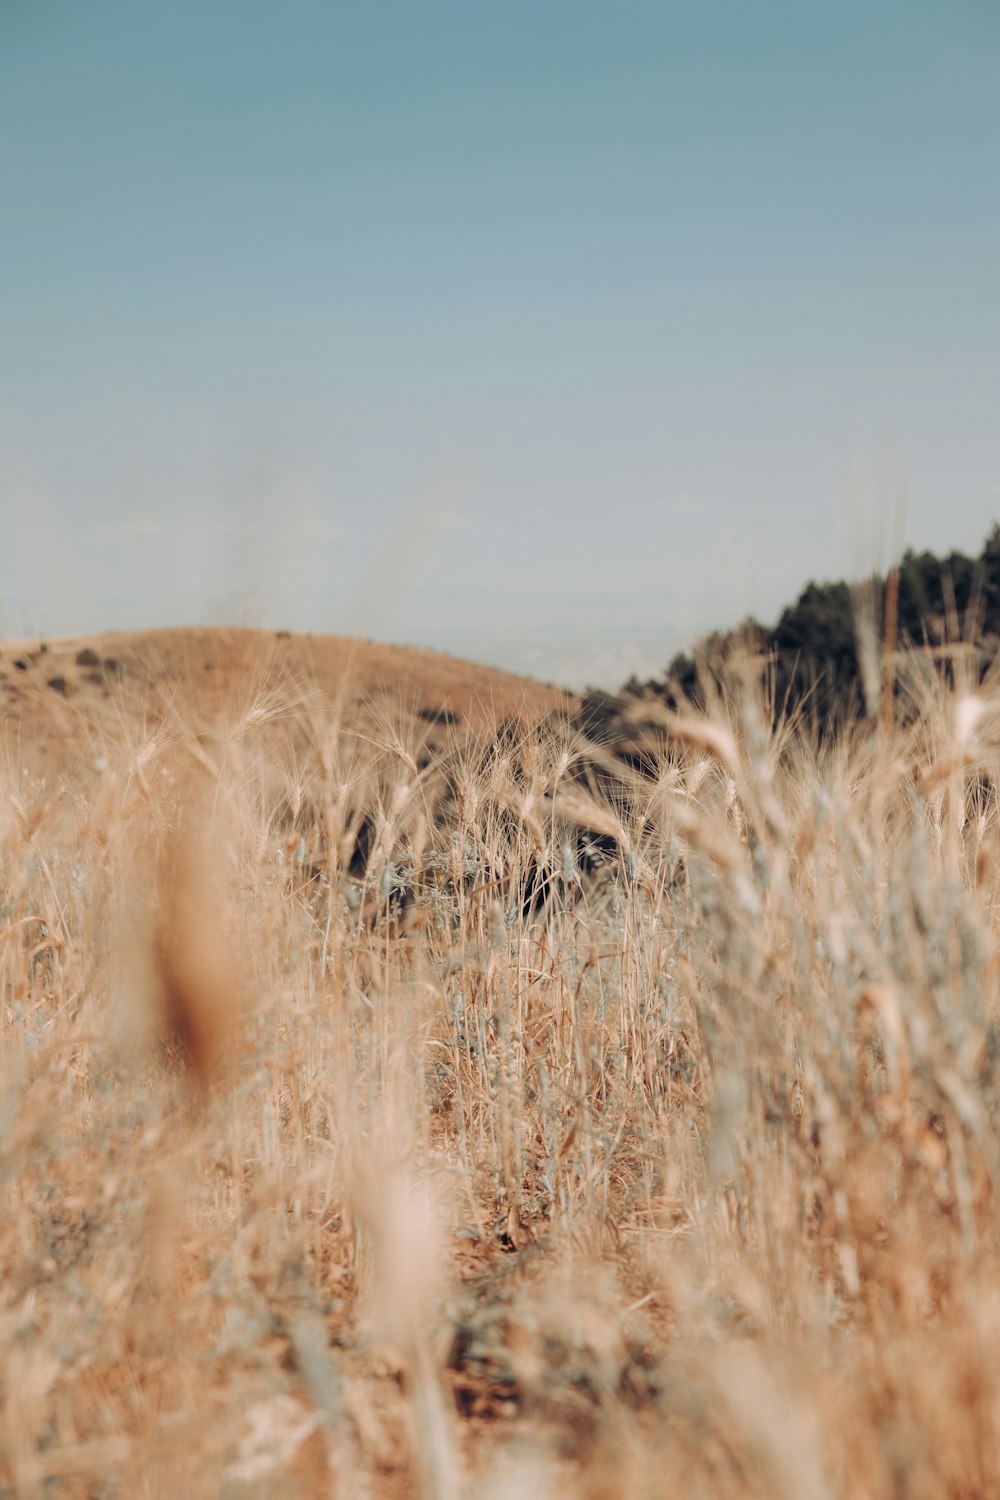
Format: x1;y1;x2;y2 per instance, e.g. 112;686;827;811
0;626;575;760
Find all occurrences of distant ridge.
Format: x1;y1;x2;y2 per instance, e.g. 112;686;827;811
0;626;576;757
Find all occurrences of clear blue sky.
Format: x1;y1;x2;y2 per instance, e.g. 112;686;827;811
2;0;998;685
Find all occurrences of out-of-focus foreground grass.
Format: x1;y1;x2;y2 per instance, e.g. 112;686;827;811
2;636;1000;1499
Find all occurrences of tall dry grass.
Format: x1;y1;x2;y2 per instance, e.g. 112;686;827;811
2;636;1000;1497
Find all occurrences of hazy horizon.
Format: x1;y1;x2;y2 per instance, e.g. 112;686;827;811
2;1;998;688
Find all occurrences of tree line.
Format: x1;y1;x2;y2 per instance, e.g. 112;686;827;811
581;525;1000;744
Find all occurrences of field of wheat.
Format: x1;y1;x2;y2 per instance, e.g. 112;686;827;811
1;628;999;1498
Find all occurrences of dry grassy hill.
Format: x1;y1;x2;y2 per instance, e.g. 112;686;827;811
0;625;573;750
1;625;1000;1498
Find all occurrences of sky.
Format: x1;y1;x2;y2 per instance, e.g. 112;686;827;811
1;0;998;687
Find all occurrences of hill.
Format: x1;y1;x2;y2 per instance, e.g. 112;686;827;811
0;625;575;763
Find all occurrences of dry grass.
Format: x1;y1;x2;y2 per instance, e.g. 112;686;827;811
2;626;1000;1497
